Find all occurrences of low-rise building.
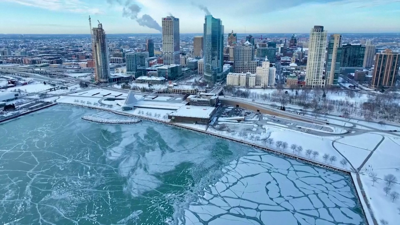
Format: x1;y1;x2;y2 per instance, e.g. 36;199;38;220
157;64;182;80
136;76;166;84
168;106;217;124
286;74;298;87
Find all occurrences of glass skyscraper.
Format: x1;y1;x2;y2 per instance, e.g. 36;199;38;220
326;34;342;85
341;44;366;68
203;15;224;83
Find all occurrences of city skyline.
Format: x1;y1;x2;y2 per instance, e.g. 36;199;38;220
1;0;400;34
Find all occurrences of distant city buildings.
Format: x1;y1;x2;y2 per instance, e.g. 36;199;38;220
203;15;224;83
371;49;399;88
233;41;257;74
363;40;376;68
146;39;155;57
326;34;342;85
305;25;327;87
92;22;110;83
193;36;203;58
162;16;180;65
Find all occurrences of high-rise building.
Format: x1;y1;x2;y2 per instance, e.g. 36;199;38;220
92;23;110;83
305;25;327;87
126;52;149;77
268;67;276;86
246;35;255;46
341;44;365;67
289;34;297;48
228;31;237;46
255;59;270;88
371;49;400;88
326;34;342;85
162;16;180;65
234;41;257;74
203;15;224;83
363;40;376;68
193;36;203;58
146;39;154;57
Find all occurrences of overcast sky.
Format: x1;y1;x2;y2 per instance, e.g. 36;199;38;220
0;0;399;34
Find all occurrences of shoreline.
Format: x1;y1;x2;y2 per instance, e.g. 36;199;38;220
0;102;57;124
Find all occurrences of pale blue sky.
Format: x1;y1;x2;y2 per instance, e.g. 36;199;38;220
0;0;399;34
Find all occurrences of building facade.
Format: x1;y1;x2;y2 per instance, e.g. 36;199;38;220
162;16;180;65
371;49;400;88
146;39;155;57
126;52;149;77
226;72;256;88
363;40;376;68
234;42;257;74
198;59;204;75
325;34;342;85
193;36;203;58
203;15;224;83
305;25;327;87
92;23;110;83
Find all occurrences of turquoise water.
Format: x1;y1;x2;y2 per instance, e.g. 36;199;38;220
0;105;365;224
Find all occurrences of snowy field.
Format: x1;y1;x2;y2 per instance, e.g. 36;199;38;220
359;137;400;225
7;82;50;93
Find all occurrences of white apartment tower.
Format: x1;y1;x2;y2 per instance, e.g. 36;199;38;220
305;25;327;87
162;16;180;65
255;58;270;87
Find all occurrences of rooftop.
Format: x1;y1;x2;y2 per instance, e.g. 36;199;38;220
169;106;216;119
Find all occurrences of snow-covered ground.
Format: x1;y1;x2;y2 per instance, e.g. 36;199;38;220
359;136;400;225
7;82;50;93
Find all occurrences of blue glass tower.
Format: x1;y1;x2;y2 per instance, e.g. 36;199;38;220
203;15;224;83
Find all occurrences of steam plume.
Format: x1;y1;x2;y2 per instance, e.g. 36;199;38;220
191;2;211;15
107;0;162;32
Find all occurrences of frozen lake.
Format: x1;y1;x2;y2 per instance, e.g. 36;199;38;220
0;105;365;224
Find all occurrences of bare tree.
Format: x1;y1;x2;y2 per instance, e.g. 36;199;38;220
312;151;319;159
390;191;399;202
276;141;283;149
340;159;348;168
369;172;378;186
380;219;389;225
384;174;398;188
282;142;288;151
323;154;330;163
291;144;297;154
266;138;274;146
296;146;303;155
306;149;313;158
329;156;337;164
384;187;391;196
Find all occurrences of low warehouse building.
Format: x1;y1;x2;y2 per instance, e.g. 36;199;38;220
168;106;216;125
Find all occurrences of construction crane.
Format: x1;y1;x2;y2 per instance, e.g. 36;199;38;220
89;16;92;35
